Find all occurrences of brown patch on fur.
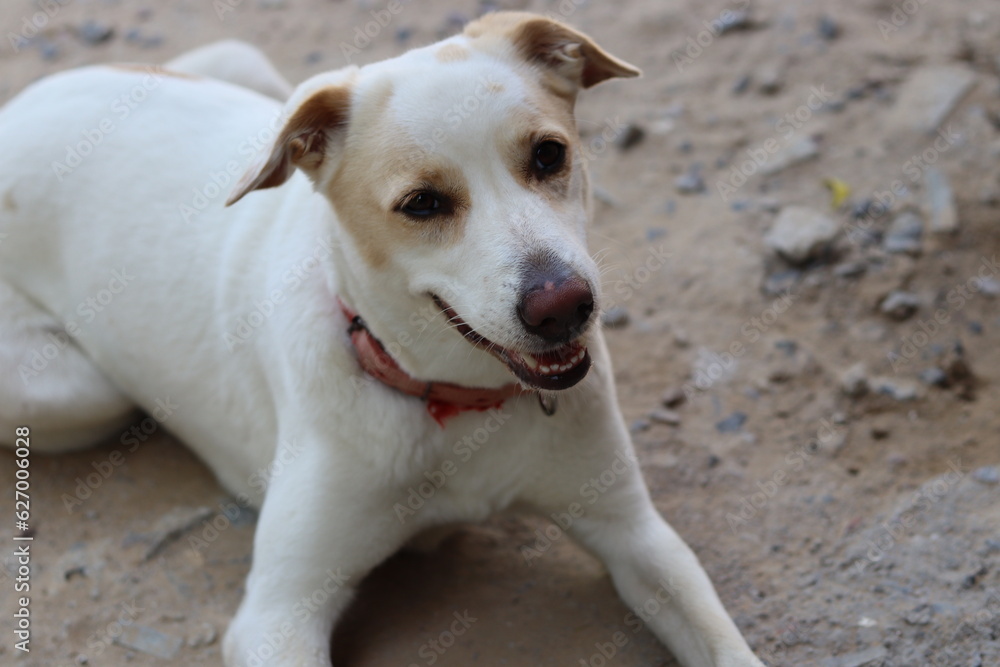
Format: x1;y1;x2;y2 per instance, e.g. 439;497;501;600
328;114;470;270
463;12;640;90
227;85;353;205
435;43;470;62
106;64;198;79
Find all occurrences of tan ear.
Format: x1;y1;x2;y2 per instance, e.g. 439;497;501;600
465;12;640;90
226;85;352;206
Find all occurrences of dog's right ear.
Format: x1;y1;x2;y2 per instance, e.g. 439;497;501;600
226;83;352;206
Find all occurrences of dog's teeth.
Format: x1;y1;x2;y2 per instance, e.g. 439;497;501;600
524;355;539;370
540;365;551;374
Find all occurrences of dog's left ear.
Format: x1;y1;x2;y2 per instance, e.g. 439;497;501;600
226;83;352;206
466;12;640;90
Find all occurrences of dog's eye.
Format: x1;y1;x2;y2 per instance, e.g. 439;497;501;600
401;191;441;217
533;140;566;173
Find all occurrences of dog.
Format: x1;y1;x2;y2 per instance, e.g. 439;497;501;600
0;11;764;667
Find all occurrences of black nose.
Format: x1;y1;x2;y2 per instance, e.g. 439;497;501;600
517;272;594;343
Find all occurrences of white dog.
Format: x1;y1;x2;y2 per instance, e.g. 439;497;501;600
0;12;764;667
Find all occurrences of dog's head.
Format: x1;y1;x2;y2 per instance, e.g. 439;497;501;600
227;12;639;391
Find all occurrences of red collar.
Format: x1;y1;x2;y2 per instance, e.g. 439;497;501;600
338;299;531;427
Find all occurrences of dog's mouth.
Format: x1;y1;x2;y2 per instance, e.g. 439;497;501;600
433;295;591;391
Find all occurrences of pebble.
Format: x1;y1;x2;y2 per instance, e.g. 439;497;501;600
661;387;687;408
674;166;706;194
822;646;887;667
629;418;651;434
817;15;840;40
870;376;921;401
764;206;839;265
187;623;218;648
972;466;999;485
759;136;820;176
763;269;801;295
834;261;867;278
980;277;1000;297
615;123;645;151
918;367;947;387
78;20;114;45
924;167;958;234
649;409;681;426
601;306;630;329
114;626;183;660
715;412;747;433
754;61;785;95
883;211;924;255
717;10;753;35
732;74;751;94
124;28;164;49
889;66;977;135
880;291;920;320
840;362;869;397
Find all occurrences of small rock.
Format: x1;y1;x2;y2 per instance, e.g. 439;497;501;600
834;261;867;278
674;166;705;194
715;412;747;433
187;623;218;648
889;66;977;135
124;28;163;49
919;367;947;387
840;362;869;397
615;123;645;151
924;167;958;234
870;376;921;401
971;466;999;485
903;603;934;626
732;74;751;94
879;291;920;320
629;418;650;434
592;185;619;207
661;387;686;408
38;39;60;61
114;626;183;660
823;646;887;667
601;306;630;329
762;269;801;295
78;20;114;45
764;206;839;265
759;136;820;176
883;211;924;255
817;15;840;40
754;61;785;95
141;506;215;561
979;277;1000;297
717;9;752;35
649;409;681;426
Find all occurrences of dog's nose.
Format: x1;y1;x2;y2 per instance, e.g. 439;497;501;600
518;274;594;342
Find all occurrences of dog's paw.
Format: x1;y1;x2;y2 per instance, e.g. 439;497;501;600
223;616;332;667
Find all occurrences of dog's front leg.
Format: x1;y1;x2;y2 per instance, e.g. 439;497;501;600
524;422;764;667
223;438;409;667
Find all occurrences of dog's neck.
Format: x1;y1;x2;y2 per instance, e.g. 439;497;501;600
338;299;531;427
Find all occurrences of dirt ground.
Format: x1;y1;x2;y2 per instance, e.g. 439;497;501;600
1;0;999;665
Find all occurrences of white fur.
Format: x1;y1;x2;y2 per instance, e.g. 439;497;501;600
0;33;763;667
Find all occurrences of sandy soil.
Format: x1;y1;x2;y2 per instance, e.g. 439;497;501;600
1;0;999;666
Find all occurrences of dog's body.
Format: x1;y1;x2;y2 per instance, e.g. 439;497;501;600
0;13;763;667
